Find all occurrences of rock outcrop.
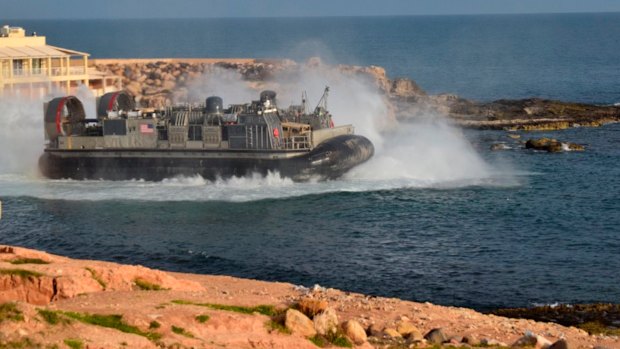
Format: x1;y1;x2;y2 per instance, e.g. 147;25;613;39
1;245;618;349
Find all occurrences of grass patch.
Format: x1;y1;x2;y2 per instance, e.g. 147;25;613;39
0;337;40;349
149;320;161;329
0;302;24;323
63;339;83;349
134;278;167;291
331;335;353;348
266;319;291;334
195;314;210;323
309;335;329;348
171;300;279;316
84;268;106;289
37;308;70;325
60;311;161;341
310;332;353;348
0;268;43;278
9;258;49;265
171;325;194;338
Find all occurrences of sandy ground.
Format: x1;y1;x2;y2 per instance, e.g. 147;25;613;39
0;245;618;348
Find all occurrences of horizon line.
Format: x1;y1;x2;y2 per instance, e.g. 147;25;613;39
3;10;620;21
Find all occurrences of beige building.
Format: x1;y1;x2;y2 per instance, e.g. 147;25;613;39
0;25;117;98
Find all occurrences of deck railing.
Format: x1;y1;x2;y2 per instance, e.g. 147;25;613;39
1;66;87;79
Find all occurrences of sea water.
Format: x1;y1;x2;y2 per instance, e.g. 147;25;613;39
0;14;619;309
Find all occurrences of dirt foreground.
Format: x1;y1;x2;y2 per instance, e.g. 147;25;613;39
0;245;617;349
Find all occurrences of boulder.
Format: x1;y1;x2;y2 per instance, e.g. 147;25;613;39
490;143;511;151
297;297;328;318
463;334;480;346
285;309;316;337
342;320;367;345
313;307;338;336
395;321;423;340
383;328;402;338
549;339;570;349
525;138;584;153
391;78;426;98
424;328;447;345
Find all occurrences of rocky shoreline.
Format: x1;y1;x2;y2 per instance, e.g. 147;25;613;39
1;245;618;349
92;58;620;131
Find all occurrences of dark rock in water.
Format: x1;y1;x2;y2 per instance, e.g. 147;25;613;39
424;328;447;344
490;143;510;151
550;339;570;349
525;138;584;152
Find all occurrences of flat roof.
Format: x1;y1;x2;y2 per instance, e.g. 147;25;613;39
0;44;89;59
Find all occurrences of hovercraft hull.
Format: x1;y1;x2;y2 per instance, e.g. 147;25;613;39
39;134;374;182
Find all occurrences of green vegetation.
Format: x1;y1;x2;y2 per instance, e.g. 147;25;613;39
37;310;161;341
331;335;353;348
309;335;329;348
309;331;352;348
171;325;194;338
171;300;279;316
0;337;40;349
134;278;167;291
0;302;24;323
9;258;49;265
84;267;106;289
195;314;210;323
0;268;43;278
149;320;161;329
37;308;69;325
265;319;291;334
63;339;83;349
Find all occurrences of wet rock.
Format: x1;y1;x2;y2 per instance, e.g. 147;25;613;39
342;320;367;345
525;138;584;153
491;143;511;151
424;328;447;344
507;133;521;139
313;307;338;336
285;309;316;337
549;339;570;349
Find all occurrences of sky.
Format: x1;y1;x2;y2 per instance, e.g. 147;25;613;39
3;0;620;19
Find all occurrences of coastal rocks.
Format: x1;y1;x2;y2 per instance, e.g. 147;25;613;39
0;245;204;305
490;143;511;151
396;320;423;340
298;297;328;318
342;319;367;345
285;308;317;337
424;328;448;344
512;332;553;348
390;78;426;98
549;339;570;349
383;328;403;338
525;138;585;152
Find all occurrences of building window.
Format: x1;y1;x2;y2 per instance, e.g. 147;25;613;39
33;58;43;74
13;59;23;75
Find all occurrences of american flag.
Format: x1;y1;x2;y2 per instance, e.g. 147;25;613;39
140;124;154;134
